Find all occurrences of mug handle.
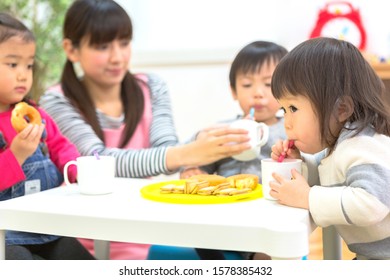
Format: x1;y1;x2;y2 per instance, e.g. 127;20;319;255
63;160;77;186
256;122;269;147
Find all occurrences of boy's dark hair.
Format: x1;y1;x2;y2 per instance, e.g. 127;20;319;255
61;0;144;148
271;37;390;150
0;12;35;44
229;41;288;90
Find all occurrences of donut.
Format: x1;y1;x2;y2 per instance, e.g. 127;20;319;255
227;174;259;190
11;102;42;132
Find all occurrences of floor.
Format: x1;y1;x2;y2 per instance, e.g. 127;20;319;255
307;227;355;260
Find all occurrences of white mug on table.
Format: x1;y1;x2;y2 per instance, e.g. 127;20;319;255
64;156;116;195
230;119;269;161
261;158;302;200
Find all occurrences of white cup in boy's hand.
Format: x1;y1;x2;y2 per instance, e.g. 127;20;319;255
64;156;116;195
230;119;269;161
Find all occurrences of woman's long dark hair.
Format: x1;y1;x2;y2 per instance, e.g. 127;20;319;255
61;0;145;147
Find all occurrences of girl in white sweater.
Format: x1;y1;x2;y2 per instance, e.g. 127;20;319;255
270;37;390;260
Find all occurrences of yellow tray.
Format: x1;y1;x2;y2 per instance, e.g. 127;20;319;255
140;180;263;204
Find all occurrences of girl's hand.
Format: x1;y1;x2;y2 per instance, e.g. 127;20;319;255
271;139;301;161
269;169;310;209
179;167;207;179
10;124;45;166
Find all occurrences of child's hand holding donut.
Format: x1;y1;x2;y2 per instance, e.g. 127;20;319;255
10;124;45;166
11;102;42;132
9;102;45;165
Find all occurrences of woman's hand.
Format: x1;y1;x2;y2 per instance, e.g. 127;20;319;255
10;124;45;166
269;169;310;209
271;139;301;161
166;125;251;170
195;123;247;141
189;125;250;164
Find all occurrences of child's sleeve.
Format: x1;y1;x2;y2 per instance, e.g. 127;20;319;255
39;109;80;183
0;149;26;191
301;150;325;186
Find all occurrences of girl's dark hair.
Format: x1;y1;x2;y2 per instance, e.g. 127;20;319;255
271;37;390;150
0;12;35;44
0;12;36;106
61;0;145;148
229;41;288;90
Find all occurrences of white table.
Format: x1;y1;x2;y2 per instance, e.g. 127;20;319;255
0;178;316;260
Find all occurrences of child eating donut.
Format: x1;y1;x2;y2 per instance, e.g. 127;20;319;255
0;12;94;260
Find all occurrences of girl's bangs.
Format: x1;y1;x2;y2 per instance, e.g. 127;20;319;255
272;58;306;99
87;9;132;45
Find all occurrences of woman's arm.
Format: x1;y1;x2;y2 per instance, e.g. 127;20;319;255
147;74;179;147
40;74;250;178
40;82;172;178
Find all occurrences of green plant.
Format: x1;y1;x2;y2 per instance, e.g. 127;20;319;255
0;0;72;101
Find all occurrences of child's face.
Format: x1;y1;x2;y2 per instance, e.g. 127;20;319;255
71;37;131;89
0;36;35;112
278;94;325;154
232;61;280;126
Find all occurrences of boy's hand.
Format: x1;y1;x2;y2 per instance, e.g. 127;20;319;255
180;167;207;179
10;124;45;166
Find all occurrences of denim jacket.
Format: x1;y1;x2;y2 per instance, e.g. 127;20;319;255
0;131;63;246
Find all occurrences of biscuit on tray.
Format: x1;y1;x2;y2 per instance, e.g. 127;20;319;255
160;174;258;196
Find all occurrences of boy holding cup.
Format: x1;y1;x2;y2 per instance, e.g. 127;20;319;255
180;41;288;260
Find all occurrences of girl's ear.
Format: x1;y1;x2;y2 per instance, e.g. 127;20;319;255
336;96;354;122
62;38;79;63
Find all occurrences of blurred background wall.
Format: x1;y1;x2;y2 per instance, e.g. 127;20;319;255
114;0;390;141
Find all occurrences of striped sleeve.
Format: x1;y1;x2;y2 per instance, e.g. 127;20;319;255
39;74;179;178
147;73;179;147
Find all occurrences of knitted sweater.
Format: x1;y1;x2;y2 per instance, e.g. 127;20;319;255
307;124;390;259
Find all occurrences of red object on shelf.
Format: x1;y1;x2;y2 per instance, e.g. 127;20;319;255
309;1;366;50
